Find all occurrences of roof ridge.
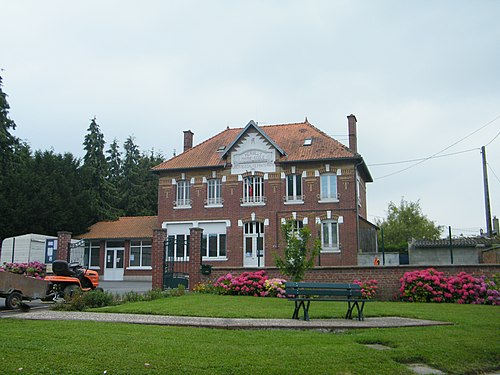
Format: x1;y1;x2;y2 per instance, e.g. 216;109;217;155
261;121;355;156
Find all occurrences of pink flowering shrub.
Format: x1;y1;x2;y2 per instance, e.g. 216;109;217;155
213;271;287;298
400;268;499;305
264;278;287;298
353;279;378;299
1;261;47;279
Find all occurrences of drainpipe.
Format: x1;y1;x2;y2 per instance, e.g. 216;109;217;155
355;160;362;257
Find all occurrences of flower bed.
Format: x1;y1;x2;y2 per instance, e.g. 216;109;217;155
400;268;499;305
200;271;379;300
0;261;47;279
213;270;287;298
353;279;378;299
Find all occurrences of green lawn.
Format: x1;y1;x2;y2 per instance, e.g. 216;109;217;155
0;295;499;374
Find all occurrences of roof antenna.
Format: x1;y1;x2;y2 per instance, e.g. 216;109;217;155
305;116;309;123
173;149;176;157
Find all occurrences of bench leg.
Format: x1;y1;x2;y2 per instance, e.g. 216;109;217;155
292;300;311;321
346;301;353;320
303;300;311;321
346;301;365;321
292;300;302;320
357;301;365;321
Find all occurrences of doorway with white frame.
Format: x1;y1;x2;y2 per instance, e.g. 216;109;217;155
243;221;265;267
104;240;125;281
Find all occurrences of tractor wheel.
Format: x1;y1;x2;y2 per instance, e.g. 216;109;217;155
5;292;23;309
63;284;80;300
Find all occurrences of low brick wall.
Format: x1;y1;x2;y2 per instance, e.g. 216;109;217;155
200;264;500;301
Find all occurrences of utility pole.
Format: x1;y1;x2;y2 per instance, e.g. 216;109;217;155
481;146;493;237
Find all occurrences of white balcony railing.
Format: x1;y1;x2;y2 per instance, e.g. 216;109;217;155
240;196;267;205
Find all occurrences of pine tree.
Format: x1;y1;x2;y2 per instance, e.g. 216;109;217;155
82;117;117;222
0;75;21;240
0;75;17;170
120;136;145;215
106;138;122;184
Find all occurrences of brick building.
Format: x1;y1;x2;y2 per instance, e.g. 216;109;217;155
75;216;156;281
152;115;377;270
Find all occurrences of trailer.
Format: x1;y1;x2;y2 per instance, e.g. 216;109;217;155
0;271;50;309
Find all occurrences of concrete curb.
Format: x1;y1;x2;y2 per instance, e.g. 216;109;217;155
6;310;453;330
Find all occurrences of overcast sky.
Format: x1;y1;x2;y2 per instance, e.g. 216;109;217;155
1;1;499;237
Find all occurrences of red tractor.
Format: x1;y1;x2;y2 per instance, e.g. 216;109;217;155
45;260;101;299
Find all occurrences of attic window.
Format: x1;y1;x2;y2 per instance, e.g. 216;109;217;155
303;138;313;146
217;146;226;152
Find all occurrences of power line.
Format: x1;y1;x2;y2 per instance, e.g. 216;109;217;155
368;148;478;167
488;163;500;185
375;115;500;180
485;130;500;147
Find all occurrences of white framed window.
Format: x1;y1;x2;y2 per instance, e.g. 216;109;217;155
320;173;338;202
129;240;152;267
84;241;100;268
242;176;265;205
201;233;227;259
290;219;304;233
166;234;190;260
176;180;191;208
286;174;303;203
206;179;222;206
321;220;339;251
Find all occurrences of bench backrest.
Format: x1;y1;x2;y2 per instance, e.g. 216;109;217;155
285;282;363;298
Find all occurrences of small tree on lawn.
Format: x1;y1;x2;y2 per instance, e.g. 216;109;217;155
274;220;320;282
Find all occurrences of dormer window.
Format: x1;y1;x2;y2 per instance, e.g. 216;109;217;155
303;138;312;146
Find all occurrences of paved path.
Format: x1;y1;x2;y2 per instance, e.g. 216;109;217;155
5;310;452;330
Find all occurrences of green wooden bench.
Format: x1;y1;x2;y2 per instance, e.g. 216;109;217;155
285;282;368;321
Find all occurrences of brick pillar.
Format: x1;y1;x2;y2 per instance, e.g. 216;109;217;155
57;231;72;261
152;228;166;290
188;227;203;290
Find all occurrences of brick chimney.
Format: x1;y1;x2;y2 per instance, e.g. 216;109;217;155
183;130;194;152
347;114;357;154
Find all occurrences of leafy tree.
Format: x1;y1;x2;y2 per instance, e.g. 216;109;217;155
82;117;117;222
274;221;320;281
376;198;442;251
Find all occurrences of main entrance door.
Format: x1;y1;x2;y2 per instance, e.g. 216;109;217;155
104;241;125;281
243;221;264;267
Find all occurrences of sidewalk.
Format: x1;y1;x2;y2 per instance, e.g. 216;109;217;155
7;310;452;330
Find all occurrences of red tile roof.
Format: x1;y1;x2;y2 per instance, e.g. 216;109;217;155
152;121;357;172
76;216;158;240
